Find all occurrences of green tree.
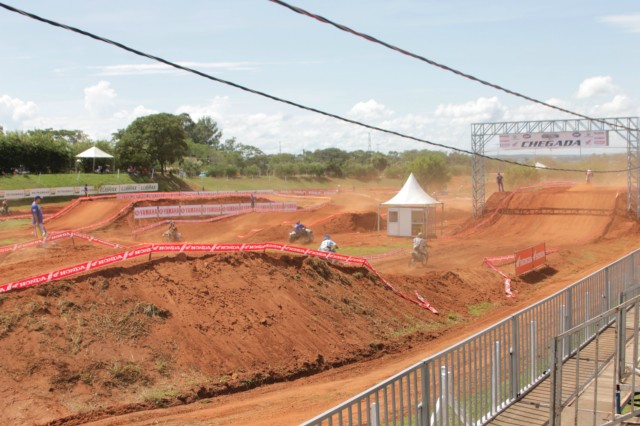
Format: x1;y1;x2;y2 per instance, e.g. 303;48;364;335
408;152;451;191
27;128;91;145
114;113;188;175
186;115;223;147
504;164;540;188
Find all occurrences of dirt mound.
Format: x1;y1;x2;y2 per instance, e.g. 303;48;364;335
450;186;627;245
0;251;494;425
46;199;132;232
313;212;383;234
483;191;512;212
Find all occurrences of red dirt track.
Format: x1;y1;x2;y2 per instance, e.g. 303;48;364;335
0;182;638;425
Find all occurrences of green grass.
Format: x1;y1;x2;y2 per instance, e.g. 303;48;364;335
0;218;30;231
184;175;402;192
0;173;140;189
0;173;401;194
0;173;188;193
387;315;445;338
140;385;179;406
467;302;493;317
339;243;407;257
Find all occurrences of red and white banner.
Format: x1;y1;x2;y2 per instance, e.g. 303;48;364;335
134;206;158;219
158;205;181;218
180;205;203;217
515;242;546;276
134;202;296;219
499;131;608;150
221;204;245;214
202;204;223;215
0;241;439;314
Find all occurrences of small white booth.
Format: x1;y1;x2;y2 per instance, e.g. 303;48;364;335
378;173;443;237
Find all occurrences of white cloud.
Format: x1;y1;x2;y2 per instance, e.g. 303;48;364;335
176;96;230;122
435;96;506;124
92;61;258;76
347;99;394;121
575;76;618;99
600;14;640;33
113;105;158;122
506;97;570;122
588;94;637;117
0;94;38;122
84;81;117;116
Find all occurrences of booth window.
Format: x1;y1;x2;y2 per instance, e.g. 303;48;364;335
389;211;398;222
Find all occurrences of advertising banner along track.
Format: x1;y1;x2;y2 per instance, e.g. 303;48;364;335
0;242;438;314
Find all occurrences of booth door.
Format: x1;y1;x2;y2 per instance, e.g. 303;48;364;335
387;209;399;235
411;209;426;236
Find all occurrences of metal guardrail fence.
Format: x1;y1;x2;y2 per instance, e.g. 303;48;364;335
550;288;640;425
303;249;640;426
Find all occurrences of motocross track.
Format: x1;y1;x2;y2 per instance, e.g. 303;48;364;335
0;179;638;426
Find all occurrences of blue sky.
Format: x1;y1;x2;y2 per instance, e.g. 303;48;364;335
0;0;638;154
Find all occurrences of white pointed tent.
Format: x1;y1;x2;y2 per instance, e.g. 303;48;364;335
378;173;444;237
76;146;114;172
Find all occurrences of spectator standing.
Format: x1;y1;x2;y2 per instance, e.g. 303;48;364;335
250;193;255;209
586;169;593;184
496;172;504;192
31;195;46;248
84;183;89;197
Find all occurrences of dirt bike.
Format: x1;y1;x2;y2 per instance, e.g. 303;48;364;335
1;205;8;216
409;249;428;267
162;229;183;242
289;228;314;244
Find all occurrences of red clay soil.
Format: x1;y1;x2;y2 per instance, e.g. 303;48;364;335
0;182;638;425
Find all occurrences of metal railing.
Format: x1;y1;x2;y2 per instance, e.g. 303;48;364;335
303;249;640;426
550;289;640;425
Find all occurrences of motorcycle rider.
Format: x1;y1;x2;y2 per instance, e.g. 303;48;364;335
1;199;8;215
412;232;427;261
167;220;179;239
319;234;338;253
294;220;306;237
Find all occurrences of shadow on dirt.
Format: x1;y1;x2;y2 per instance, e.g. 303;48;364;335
520;266;559;284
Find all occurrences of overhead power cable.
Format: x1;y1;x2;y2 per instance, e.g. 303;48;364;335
269;0;634;133
0;2;632;174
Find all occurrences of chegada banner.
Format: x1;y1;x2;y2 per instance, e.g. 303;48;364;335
500;131;608;150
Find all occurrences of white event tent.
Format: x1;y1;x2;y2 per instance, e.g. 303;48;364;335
378;173;444;237
75;146;114;172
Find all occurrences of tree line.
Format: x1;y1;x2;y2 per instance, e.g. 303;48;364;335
0;112;473;190
2;112;620;191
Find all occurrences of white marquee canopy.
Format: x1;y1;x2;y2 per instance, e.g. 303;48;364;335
382;173;442;207
75;146;114;171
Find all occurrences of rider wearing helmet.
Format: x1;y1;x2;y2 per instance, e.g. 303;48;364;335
413;232;426;257
319;234;338;253
294;220;306;236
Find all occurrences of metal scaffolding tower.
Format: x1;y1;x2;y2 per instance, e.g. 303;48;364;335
471;117;639;219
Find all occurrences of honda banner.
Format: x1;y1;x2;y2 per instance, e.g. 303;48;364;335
515;242;546;276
